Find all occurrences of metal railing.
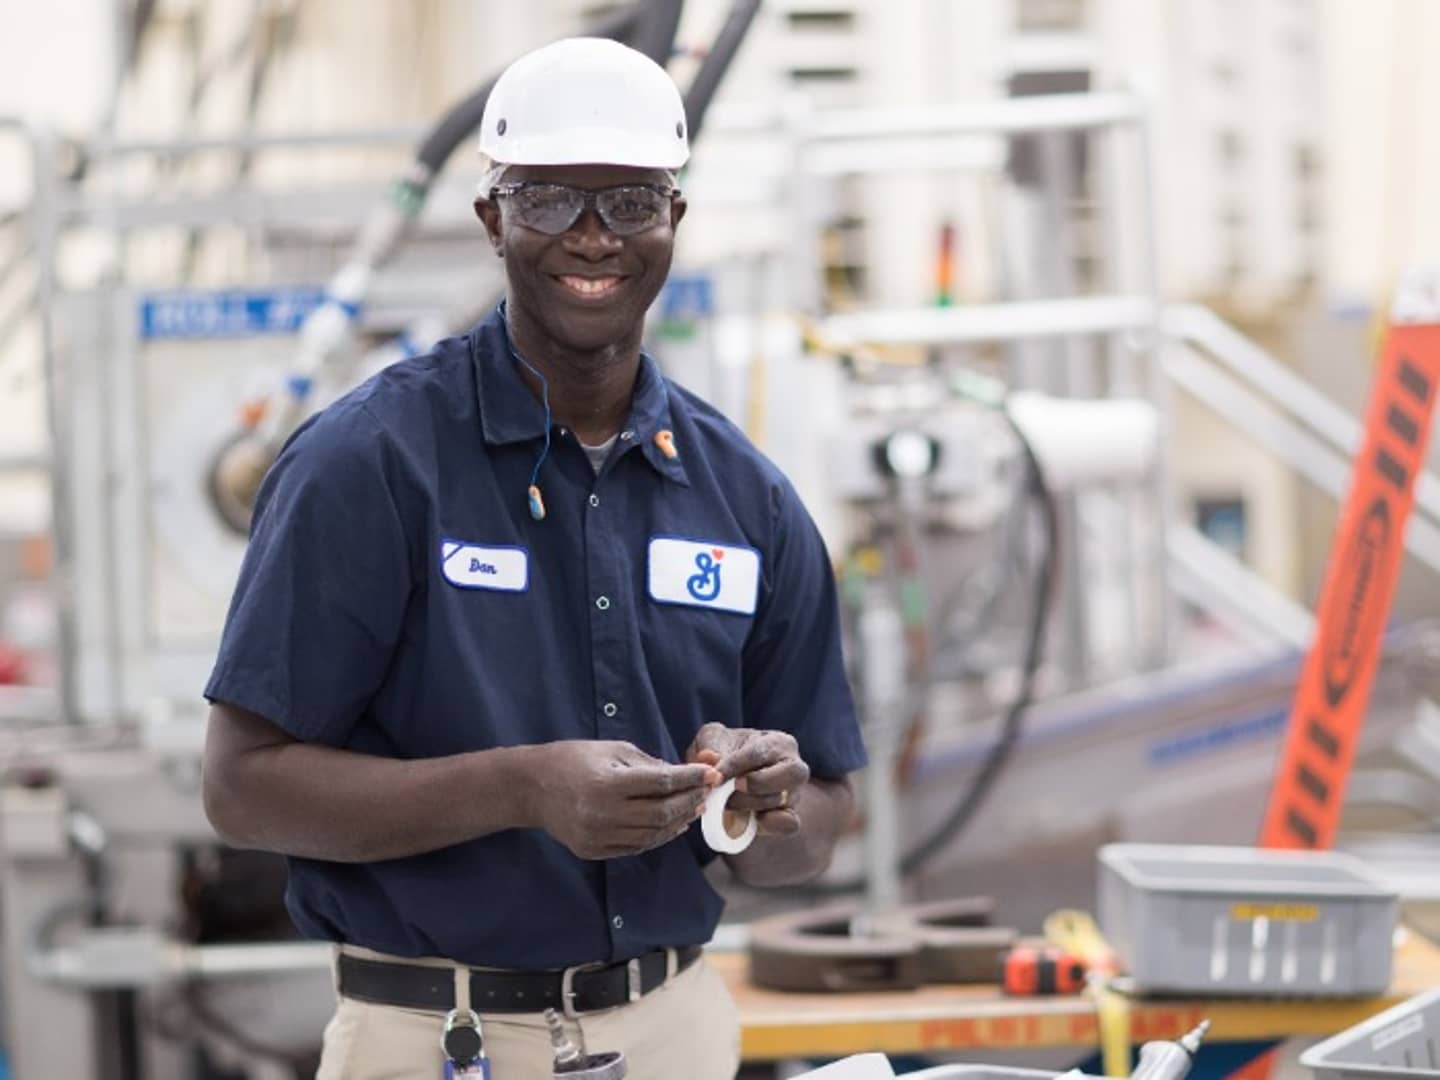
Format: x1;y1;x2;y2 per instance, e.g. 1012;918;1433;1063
1163;302;1440;579
1167;523;1314;647
1167;304;1440;526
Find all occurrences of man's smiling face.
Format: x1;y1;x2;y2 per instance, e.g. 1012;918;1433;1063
476;163;687;355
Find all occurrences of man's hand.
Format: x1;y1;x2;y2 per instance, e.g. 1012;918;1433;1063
685;723;811;837
522;740;721;860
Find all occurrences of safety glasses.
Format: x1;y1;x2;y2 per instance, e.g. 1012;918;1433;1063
490;182;680;237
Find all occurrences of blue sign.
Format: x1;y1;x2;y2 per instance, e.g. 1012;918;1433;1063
139;288;333;339
659;273;715;321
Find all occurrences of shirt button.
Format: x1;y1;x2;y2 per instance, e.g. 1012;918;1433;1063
588;494;600;508
620;430;635;441
603;702;618;718
596;595;611;610
612;915;625;931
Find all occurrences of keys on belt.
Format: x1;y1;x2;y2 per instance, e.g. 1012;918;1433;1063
442;1008;489;1078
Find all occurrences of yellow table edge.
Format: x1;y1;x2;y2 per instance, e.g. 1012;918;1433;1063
716;929;1440;1061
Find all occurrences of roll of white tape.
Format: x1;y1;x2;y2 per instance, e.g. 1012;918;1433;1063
701;778;757;854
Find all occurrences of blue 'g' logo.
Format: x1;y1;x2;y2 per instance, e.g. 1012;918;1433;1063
686;551;723;602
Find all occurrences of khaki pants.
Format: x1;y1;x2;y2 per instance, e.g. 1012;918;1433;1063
318;945;741;1080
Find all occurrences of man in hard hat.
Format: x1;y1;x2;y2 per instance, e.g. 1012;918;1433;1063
202;37;865;1079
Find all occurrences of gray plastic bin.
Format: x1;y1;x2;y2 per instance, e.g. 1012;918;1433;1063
1300;988;1440;1080
1099;844;1398;996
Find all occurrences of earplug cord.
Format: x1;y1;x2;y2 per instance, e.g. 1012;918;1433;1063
510;346;680;520
506;343;554;521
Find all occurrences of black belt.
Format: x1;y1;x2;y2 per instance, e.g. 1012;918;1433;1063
337;945;704;1016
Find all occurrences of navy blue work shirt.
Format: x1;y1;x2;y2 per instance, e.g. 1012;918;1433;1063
205;305;866;970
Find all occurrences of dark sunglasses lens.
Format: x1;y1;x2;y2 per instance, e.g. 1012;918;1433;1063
597;187;669;235
509;185;583;234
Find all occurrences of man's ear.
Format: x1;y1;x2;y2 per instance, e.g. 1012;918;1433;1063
474;196;504;256
670;197;688;229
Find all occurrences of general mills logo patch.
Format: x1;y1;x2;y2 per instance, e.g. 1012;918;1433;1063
648;536;760;615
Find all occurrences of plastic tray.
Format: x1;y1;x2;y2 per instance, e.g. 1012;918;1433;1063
1099;843;1398;996
1300;988;1440;1080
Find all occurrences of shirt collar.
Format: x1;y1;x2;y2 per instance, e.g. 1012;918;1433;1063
471;304;689;486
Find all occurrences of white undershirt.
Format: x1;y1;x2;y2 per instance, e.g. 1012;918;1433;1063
578;433;619;475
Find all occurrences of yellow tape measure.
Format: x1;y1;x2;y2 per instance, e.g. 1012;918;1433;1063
1043;910;1130;1077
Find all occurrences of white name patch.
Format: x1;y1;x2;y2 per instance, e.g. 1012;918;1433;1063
648;536;760;615
440;540;528;592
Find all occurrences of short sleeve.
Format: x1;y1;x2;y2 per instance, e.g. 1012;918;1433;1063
741;481;867;779
204;402;413;745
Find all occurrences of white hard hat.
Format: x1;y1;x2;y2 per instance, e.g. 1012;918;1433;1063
479;38;690;171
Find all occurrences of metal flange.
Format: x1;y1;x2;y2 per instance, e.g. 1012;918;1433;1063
749;903;924;992
748;897;1014;993
871;897;1019;985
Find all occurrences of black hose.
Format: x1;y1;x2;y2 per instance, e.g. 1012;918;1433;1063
630;0;686;66
896;411;1057;875
802;407;1060;895
683;0;763;146
931;457;1036;670
128;0;160;71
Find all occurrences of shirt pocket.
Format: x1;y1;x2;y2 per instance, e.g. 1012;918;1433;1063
639;593;753;734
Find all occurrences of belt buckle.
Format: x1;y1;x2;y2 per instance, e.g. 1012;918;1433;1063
560;961;604;1020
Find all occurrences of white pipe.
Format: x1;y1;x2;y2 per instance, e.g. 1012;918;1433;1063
32;937;332;988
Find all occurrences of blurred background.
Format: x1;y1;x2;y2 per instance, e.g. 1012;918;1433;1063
1;1;1440;1077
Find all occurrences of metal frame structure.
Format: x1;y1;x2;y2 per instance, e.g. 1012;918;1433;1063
772;90;1172;687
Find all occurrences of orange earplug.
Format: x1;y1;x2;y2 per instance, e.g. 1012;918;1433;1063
238;399;268;430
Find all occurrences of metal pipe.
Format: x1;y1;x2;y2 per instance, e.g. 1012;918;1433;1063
857;592;906;915
819;294;1157;347
24;121;78;725
0;451;49;472
1036;127;1091;688
806;92;1144;141
1133;95;1174;671
30;935;332;989
85;126;424;159
1167;524;1314;647
72;95;1147;170
183;941;333;978
52;181;478;231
